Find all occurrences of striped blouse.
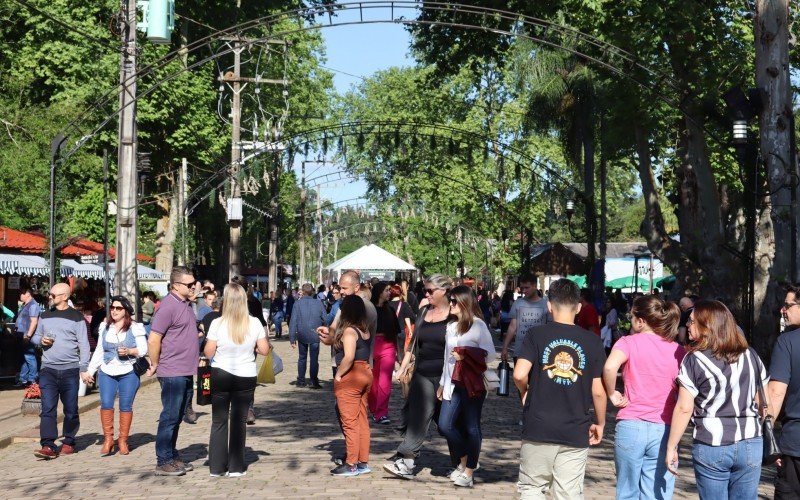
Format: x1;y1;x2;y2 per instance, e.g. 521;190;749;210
677;347;768;446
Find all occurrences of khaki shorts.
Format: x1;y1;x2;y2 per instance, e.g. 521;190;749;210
518;440;589;500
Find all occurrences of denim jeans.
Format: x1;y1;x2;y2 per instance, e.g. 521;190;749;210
39;367;80;450
209;368;256;475
155;376;192;466
273;312;284;338
19;343;39;383
297;341;319;384
438;385;485;469
614;419;674;500
98;370;141;412
692;437;763;500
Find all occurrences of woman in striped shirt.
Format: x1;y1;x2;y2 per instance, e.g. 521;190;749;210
665;300;768;499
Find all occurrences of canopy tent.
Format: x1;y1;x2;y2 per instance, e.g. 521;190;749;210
60;259;106;280
324;244;417;282
565;275;587;287
606;275;652;291
0;253;74;277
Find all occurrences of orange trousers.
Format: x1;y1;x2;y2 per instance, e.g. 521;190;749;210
334;361;373;465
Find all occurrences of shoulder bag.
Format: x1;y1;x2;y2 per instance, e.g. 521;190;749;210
752;349;780;465
397;306;428;398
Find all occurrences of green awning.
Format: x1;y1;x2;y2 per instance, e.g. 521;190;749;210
565;275;587;287
606;275;651;291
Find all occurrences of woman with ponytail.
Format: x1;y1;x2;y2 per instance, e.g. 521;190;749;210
602;295;684;500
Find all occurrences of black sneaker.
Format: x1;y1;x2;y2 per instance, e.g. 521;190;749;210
331;463;359;476
309;381;322;389
295;380;306;387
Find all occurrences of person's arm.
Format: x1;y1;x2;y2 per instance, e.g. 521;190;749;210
666;387;695;475
769;381;788;420
590;377;607;445
203;340;217;359
145;332;163;376
289;304;299;346
501;318;518;361
255;337;271;356
603;349;629;407
77;317;90;373
478;320;497;363
25;316;38;340
31;317;43;346
86;337;104;378
319;309;341;345
768;337;791;419
513;358;533;405
334;328;357;381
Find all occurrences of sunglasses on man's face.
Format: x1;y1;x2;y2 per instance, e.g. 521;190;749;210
175;280;198;288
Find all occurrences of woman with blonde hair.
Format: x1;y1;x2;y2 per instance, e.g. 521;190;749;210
665;300;767;499
204;283;271;477
603;295;683;499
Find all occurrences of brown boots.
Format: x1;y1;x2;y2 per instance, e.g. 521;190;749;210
100;410;133;456
100;409;116;456
118;411;132;455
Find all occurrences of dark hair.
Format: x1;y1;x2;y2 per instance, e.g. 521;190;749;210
449;285;483;334
19;287;33;296
389;284;403;300
501;290;514;312
580;288;592;301
518;274;535;285
170;266;192;286
631;295;681;341
548;279;580;308
689;300;748;364
334;295;368;349
370;282;389;305
317;284;326;293
786;284;800;299
106;295;133;333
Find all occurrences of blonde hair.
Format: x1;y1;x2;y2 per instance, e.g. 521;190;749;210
220;283;250;345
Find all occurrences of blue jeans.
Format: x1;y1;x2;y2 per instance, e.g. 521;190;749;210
98;370;141;412
20;343;38;383
272;312;284;337
297;341;320;384
39;367;79;450
692;437;763;500
614;419;674;500
155;376;192;466
438;385;484;469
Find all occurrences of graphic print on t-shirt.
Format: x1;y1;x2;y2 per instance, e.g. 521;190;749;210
541;339;586;385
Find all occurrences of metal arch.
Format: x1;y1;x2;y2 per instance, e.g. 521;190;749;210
53;1;705;166
183;118;586;215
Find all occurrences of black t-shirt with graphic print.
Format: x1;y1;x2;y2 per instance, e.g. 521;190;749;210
518;321;606;448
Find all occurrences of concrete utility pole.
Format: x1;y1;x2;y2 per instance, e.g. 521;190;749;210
115;0;139;302
177;157;188;266
317;185;323;285
267;159;280;293
298;161;307;284
228;38;243;282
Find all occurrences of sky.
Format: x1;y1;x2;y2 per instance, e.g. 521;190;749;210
289;8;414;204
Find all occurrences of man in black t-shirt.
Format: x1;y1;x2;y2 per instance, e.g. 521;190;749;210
512;278;607;499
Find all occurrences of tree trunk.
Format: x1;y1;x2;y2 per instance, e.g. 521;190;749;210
154;184;177;274
754;0;794;354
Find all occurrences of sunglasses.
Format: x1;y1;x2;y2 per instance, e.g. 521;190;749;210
449;297;459;305
48;292;66;298
783;302;799;310
110;305;126;312
175;280;198;288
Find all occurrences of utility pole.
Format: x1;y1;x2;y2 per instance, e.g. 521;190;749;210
267;156;280;293
228;38;243;282
298;161;307;284
317;185;323;285
115;0;139;303
177;157;187;265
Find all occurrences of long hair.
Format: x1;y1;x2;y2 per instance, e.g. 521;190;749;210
219;283;250;345
689;300;748;363
389;284;403;301
105;299;132;334
631;295;681;341
334;295;368;350
449;285;483;334
371;282;389;306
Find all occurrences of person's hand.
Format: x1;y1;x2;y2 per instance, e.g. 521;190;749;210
334;375;342;383
666;447;679;475
609;390;629;408
145;364;158;377
436;386;443;401
290;341;296;349
589;424;604;445
199;358;208;367
317;326;330;344
80;372;94;385
520;390;528;407
500;346;508;362
450;350;463;362
41;336;54;347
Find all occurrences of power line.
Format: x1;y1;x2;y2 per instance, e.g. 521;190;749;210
10;0;118;53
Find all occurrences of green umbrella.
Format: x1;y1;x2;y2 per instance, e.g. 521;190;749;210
606;275;651;291
656;275;676;288
565;275;587;287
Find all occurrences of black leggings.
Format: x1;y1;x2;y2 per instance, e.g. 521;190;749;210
397;373;457;465
208;368;256;475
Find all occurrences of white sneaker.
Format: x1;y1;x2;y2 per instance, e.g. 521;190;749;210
449;462;480;481
453;472;473;487
228;471;246;477
209;472;228;477
383;458;415;480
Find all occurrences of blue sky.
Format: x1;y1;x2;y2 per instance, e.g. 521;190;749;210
290;8;414;204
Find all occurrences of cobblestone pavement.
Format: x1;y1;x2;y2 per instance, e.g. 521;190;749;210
0;338;777;499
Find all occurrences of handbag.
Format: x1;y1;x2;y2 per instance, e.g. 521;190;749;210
483;369;501;392
196;364;212;406
272;351;284;376
132;356;150;377
752;350;781;465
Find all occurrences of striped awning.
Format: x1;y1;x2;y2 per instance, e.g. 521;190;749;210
59;259;105;280
0;253;55;277
106;263;167;281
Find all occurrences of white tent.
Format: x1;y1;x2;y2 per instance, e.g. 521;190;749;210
324;244;417;282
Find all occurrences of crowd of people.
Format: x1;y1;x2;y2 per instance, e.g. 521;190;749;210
12;267;800;499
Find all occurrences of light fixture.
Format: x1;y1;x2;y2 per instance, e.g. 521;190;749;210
732;120;748;144
566;199;575;217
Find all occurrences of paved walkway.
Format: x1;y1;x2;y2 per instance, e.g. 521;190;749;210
0;338;777;499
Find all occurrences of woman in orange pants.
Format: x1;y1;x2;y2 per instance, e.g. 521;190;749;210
331;295;373;476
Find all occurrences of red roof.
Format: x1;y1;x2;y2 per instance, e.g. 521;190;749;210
0;227;154;262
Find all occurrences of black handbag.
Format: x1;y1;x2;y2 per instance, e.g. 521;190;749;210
753;350;781;465
132;356;150;377
197;364;212;406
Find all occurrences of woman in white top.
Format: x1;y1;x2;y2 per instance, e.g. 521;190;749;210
203;283;271;477
84;295;148;456
436;285;496;488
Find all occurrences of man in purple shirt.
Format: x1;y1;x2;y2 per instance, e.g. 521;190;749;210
146;266;200;476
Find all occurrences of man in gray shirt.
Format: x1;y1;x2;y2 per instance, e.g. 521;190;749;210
501;275;549;363
289;283;327;388
31;283;90;459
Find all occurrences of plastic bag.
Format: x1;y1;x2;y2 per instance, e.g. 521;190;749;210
257;352;275;384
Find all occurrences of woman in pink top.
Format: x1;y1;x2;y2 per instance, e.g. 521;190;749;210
602;295;684;500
